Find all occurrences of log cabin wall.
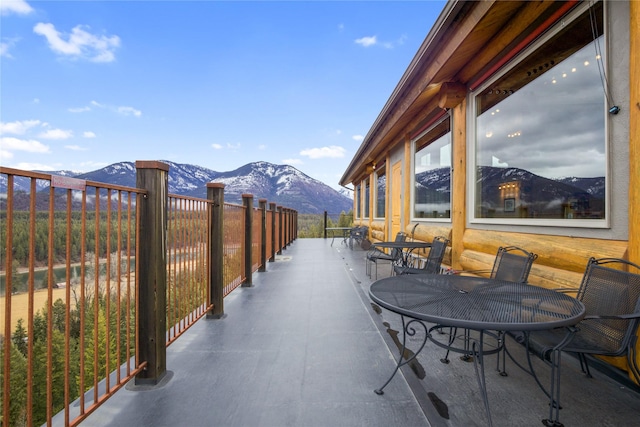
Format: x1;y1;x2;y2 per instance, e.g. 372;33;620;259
342;0;638;382
369;220;386;243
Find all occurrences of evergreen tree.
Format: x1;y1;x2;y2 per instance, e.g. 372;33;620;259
0;342;28;426
12;318;28;357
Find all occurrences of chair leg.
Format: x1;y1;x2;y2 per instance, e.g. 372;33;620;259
496;331;508;376
577;354;592;378
542;349;564;427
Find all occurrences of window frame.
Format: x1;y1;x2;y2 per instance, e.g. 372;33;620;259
467;1;610;229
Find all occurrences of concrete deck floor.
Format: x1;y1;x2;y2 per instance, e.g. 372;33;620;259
78;238;640;427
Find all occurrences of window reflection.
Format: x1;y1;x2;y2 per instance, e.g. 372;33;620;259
355;183;361;219
364;178;370;218
474;4;605;221
413;117;451;219
375;170;386;218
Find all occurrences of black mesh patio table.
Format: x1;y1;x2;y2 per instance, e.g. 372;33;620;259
325;227;352;246
370;241;432;267
369;274;585;427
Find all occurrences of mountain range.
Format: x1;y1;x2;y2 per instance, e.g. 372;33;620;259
0;161;354;215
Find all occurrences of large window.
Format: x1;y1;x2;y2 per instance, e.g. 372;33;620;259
375;168;386;218
472;2;606;226
412;117;451;219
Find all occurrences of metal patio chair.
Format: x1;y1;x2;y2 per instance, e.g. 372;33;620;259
503;257;640;427
348;226;369;250
393;236;450;275
366;231;407;280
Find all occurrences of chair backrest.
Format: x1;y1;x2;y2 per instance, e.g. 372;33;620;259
350;226;367;238
421;236;450;274
490;246;538;283
390;232;408;260
576;257;640;356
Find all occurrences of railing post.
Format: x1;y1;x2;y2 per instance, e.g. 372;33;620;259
324;211;328;239
259;199;267;272
242;194;254;287
277;206;283;255
283;207;289;249
292;210;297;241
269;202;277;262
207;183;225;319
135;161;169;385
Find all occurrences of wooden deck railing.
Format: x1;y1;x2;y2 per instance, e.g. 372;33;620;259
0;161;297;427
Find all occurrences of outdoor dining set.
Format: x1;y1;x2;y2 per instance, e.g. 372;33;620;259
359;231;640;427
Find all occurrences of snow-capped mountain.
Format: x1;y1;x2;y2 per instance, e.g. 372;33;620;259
185;161;352;214
0;161;353;215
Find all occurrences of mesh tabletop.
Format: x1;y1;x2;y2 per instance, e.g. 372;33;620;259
369;275;585;331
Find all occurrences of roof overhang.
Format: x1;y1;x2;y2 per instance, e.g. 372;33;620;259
340;0;578;186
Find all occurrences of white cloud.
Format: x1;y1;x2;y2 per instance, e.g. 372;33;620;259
352;134;364;141
83;131;96;138
258;144;267;150
39;128;73;140
282;158;303;166
0;136;50;153
0;119;41;135
0;38;20;58
1;0;34;16
117;106;142;117
355;34;406;49
211;143;223;150
12;162;56;171
71;100;141;117
69;106;91;113
300;145;346;159
33;23;120;63
65;145;87;151
355;36;377;47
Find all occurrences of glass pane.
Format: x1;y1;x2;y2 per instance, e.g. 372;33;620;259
364;178;370;218
475;6;605;220
355;184;361;218
413;120;451;219
375;171;386;218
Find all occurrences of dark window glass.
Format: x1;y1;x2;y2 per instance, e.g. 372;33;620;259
474;4;605;221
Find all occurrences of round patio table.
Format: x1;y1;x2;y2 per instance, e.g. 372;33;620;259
369;274;585;427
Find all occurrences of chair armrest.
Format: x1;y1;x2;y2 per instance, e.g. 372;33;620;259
583;313;640;321
445;268;492;276
553;287;579;294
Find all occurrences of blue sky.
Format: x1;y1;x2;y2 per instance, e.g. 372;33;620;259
1;0;445;190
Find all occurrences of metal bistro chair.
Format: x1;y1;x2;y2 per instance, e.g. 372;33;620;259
504;257;640;427
393;236;450;275
349;226;369;250
439;246;538;364
366;232;407;280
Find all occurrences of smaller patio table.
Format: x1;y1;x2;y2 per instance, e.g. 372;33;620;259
325;227;353;246
369;274;585;427
370;241;431;267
